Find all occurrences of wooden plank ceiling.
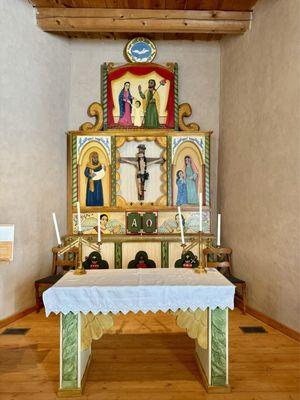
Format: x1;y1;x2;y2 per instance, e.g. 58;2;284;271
29;0;258;40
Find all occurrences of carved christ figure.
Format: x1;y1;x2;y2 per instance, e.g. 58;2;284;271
120;144;165;201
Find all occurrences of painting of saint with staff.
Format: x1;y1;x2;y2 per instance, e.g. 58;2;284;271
138;79;166;128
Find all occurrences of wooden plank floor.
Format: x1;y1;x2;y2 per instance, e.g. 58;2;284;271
0;308;299;400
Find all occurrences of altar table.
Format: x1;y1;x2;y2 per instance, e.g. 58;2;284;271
43;268;235;396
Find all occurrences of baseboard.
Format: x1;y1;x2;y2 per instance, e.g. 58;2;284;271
0;305;37;329
235;297;300;342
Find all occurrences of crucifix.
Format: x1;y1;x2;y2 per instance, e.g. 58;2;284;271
119;144;165;201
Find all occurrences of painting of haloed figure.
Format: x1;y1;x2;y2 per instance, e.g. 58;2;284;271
172;141;205;207
85;152;105;206
73;213;125;235
118;141;166;204
158;211;210;234
78;144;110;208
107;64;175;129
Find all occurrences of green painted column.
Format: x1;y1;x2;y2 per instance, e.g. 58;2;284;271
174;63;179;131
167;136;172;206
204;134;210;206
210;308;227;386
102;63;108;130
111;136;117;206
72;134;77;206
161;242;169;268
115;242;122;269
61;313;79;389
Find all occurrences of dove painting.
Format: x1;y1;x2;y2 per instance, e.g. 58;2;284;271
125;37;157;63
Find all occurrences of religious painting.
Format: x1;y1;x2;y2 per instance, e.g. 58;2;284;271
76;136;111;209
158;211;210;234
116;137;167;207
104;63;176;129
125;37;157;63
171;137;206;207
73;212;125;235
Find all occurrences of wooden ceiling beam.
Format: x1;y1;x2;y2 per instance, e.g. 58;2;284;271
36;8;252;34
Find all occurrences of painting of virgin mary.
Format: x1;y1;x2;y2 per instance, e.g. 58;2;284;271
184;155;199;205
118;81;133;127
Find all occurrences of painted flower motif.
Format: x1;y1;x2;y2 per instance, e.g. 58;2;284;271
160;79;167;86
81;312;114;350
176;308;208;349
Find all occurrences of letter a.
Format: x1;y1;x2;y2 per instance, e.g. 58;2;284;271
131;218;138;227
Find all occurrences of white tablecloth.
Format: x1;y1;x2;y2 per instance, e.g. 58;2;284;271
43;268;235;316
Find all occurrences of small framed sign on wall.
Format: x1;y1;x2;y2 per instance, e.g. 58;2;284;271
0;225;14;262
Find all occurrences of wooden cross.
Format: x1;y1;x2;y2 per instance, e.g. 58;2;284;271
119;144;165;201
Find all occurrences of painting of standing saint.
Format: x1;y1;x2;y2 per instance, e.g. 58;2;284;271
77;136;111;209
84;152;105;207
106;63;176;129
118;82;134;127
183;155;199;205
172;139;205;207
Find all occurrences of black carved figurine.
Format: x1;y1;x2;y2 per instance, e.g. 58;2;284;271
175;251;199;269
128;251;156;269
83;251;109;270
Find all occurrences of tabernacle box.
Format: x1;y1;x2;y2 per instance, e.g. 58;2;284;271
0;225;14;262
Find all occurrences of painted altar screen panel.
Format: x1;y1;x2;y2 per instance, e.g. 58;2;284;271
67;61;212;268
104;63;176;130
74;135;112;210
69;132;211;240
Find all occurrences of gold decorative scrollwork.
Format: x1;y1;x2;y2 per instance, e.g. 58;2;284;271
165;62;175;71
80;102;104;132
106;62;116;72
81;312;114;351
178;103;200;131
176;309;208;349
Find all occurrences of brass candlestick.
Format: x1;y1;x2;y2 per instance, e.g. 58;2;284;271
194;231;207;274
55;231;102;275
73;232;86;275
181;231;215;274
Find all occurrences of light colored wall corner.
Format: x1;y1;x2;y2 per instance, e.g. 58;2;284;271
219;0;300;331
0;0;71;319
68;39;221;232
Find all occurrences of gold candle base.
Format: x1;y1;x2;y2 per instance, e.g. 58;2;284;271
73;265;86;275
73;232;86;275
194;263;207;274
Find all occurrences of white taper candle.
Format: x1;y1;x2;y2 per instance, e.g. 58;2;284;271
217;213;221;246
199;192;203;232
97;213;101;243
76;201;82;232
177;206;185;245
52;212;61;246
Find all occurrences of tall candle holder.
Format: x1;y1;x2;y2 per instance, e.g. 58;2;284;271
181;231;216;274
56;232;101;275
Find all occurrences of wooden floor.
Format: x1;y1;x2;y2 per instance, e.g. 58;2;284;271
0;309;299;400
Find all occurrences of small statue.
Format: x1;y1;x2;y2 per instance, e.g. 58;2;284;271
175;251;199;269
82;251;109;270
128;251;156;269
120;144;165;200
